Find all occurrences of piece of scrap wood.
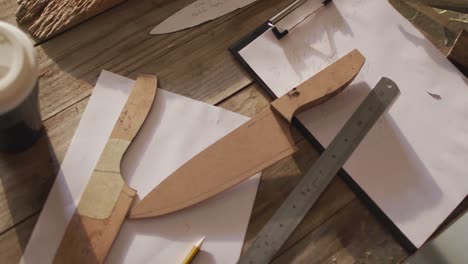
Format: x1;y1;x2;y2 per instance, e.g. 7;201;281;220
447;30;468;77
409;0;468;13
16;0;127;40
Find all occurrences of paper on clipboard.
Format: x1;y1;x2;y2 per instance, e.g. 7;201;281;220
22;71;260;263
238;0;468;248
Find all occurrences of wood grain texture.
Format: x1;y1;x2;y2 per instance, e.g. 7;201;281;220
31;0;294;121
0;0;465;263
0;84;407;263
0;214;38;264
54;75;156;263
218;83;272;118
241;140;357;254
0;135;59;234
405;1;462;47
0;0;21;27
0;0;297;245
16;0;127;40
408;0;468;13
448;30;468;76
0;83;404;264
272;200;407;264
390;0;468;55
271;49;365;122
0;98;87;263
390;0;450;53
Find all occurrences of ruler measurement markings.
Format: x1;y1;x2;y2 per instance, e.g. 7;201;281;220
239;78;399;264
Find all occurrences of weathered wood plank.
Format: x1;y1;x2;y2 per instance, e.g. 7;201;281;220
1;0;287;234
1;1;464;263
34;0;233;120
0;80;267;259
218;83;271;117
447;29;468;76
16;0;127;41
272;200;408;264
0;96;89;262
0;214;38;264
0;98;88;234
390;0;452;53
410;0;468;13
390;0;468;55
0;80;254;262
0;136;58;235
242;141;357;255
2;0;465;122
0;0;293;234
34;0;294;121
0;81;355;263
0;0;20;27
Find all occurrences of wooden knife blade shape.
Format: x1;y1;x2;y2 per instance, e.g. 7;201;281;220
129;49;365;219
54;75;157;264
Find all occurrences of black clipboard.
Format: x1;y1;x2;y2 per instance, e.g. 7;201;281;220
229;21;417;253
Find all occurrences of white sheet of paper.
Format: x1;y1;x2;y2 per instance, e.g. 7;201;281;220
239;0;468;248
151;0;258;34
21;71;260;263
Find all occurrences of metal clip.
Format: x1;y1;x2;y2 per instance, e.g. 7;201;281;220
269;0;332;39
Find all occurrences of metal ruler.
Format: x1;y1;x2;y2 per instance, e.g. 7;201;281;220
238;77;400;264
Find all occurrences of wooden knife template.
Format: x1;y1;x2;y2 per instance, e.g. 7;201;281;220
54;75;157;264
129;49;365;219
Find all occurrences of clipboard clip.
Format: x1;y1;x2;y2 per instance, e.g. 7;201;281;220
269;0;332;39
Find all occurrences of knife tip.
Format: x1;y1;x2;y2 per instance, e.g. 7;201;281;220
128;205;147;219
128;199;168;219
150;29;166;35
128;198;145;219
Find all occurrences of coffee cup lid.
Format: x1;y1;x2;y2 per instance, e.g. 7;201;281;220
0;22;37;114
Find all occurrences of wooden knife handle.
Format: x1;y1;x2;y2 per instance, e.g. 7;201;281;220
111;74;158;142
54;75;157;264
271;49;365;122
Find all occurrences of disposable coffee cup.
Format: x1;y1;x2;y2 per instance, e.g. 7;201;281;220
0;22;42;153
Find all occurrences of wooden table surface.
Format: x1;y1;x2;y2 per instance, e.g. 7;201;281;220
0;0;467;263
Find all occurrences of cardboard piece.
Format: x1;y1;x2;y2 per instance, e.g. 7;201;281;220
129;50;365;219
271;49;365;121
54;75;157;263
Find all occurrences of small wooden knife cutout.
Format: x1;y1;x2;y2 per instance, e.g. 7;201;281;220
54;75;157;264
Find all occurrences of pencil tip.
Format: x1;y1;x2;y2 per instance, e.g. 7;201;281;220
196;236;206;247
